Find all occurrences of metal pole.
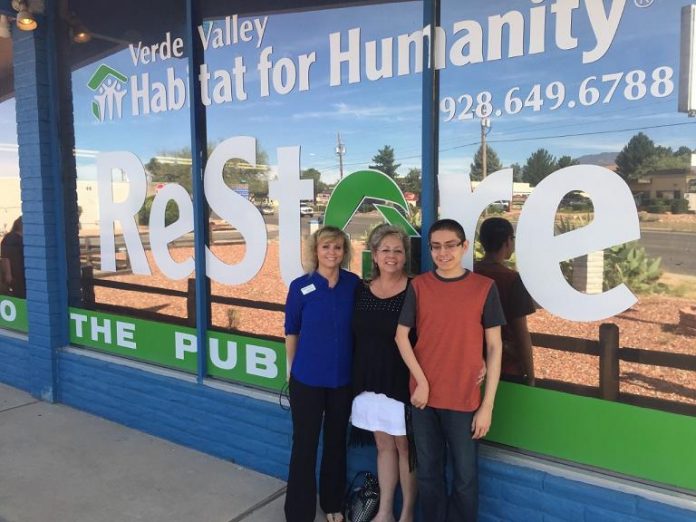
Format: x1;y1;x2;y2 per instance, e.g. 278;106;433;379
336;132;345;180
185;0;210;383
481;116;491;179
482;120;487;179
420;0;440;273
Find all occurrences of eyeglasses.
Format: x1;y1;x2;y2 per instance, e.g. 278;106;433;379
429;241;463;252
376;248;405;256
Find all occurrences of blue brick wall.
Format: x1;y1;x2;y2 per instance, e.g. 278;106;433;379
0;336;29;391
58;350;294;479
53;349;696;522
348;441;696;521
12;5;68;403
480;458;696;522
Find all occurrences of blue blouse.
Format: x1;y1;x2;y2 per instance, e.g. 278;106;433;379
284;269;360;387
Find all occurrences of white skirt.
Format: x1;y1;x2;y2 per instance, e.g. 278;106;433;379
351;392;407;436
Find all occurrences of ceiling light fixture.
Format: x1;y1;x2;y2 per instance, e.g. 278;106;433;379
12;1;37;31
72;21;91;43
67;11;134;47
68;12;91;43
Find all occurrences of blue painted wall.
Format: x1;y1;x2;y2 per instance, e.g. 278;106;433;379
12;4;67;404
59;351;293;479
0;337;29;391
477;459;696;522
49;350;696;522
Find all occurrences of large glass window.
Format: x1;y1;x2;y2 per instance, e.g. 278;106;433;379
438;0;696;412
432;0;696;492
0;33;27;333
200;1;424;383
63;0;424;387
59;0;696;408
67;0;195;371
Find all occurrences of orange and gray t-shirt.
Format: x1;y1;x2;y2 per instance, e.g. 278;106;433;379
398;270;505;412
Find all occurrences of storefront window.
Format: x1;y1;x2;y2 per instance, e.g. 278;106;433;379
62;0;424;388
66;0;195;371
58;0;696;411
0;33;27;333
201;2;424;353
438;0;695;415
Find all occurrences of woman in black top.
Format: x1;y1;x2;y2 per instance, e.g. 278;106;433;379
351;224;416;522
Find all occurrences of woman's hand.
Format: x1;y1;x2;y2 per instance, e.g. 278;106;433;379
410;380;429;409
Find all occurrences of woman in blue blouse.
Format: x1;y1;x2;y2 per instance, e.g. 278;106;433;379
284;225;360;522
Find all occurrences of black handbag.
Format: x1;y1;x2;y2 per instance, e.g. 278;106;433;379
345;471;380;522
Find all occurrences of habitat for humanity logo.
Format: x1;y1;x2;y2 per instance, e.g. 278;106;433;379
324;170;419;237
87;64;128;122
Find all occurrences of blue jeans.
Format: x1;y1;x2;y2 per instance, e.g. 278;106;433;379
411;407;478;522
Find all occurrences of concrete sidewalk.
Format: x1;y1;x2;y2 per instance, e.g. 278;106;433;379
0;383;315;522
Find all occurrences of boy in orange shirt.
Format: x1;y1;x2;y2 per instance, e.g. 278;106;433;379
396;218;504;522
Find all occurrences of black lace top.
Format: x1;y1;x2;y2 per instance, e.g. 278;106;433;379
351;280;415;404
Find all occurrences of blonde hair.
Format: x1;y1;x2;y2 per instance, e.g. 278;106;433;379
306;225;352;272
367;224;410;278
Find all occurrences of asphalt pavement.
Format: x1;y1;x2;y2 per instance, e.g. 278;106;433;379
639;229;696;275
0;383;323;522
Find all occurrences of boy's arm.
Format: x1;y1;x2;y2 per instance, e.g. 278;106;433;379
285;335;298;381
395;324;429;409
472;324;502;439
509;316;535;385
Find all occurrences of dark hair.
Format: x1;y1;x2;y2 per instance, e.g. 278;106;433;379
479;217;514;253
428;218;466;242
10;216;22;234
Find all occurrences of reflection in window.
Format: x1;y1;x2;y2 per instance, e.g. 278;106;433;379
0;34;27;333
67;1;195;371
441;0;696;416
201;2;424;345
